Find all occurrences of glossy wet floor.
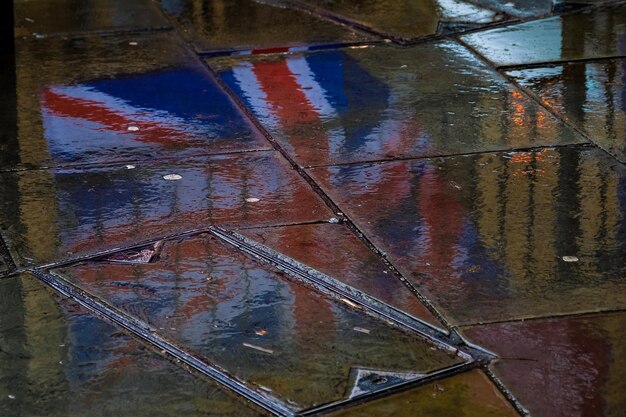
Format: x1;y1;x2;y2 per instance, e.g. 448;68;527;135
2;1;626;416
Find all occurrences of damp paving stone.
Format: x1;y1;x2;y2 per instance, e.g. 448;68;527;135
240;223;443;328
14;0;169;36
210;41;586;167
53;234;464;411
327;369;518;417
507;60;626;162
0;151;331;267
10;33;270;169
461;3;626;67
0;273;262;417
157;0;374;53
462;311;626;417
309;146;626;325
300;0;504;40
470;0;554;18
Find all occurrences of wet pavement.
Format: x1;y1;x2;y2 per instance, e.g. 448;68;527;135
3;1;626;416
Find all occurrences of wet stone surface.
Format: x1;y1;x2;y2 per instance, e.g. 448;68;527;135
463;311;626;417
462;3;626;67
54;234;463;411
507;60;626;162
159;0;373;53
10;33;269;169
241;223;443;328
327;369;518;417
0;151;330;267
211;41;586;167
14;0;169;36
310;146;626;325
0;273;261;417
302;0;504;40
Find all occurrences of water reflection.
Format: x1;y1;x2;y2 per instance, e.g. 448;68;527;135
462;3;626;66
0;152;330;266
14;33;267;168
14;0;168;35
310;147;626;324
212;41;584;166
55;234;461;410
508;59;626;161
0;274;258;417
241;223;441;327
329;369;517;417
464;312;626;417
302;0;502;39
159;0;370;52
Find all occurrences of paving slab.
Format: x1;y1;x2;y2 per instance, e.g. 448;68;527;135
507;60;626;162
0;273;261;417
462;311;626;417
158;0;373;53
0;151;331;267
241;223;442;328
14;0;169;36
211;41;586;167
309;146;626;325
10;33;269;169
327;369;519;417
461;2;626;67
53;233;463;412
300;0;504;40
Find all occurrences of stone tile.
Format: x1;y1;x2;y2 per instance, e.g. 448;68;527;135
54;234;463;411
14;0;168;36
462;3;626;67
241;223;443;328
301;0;504;39
328;369;519;417
507;60;626;162
0;151;331;267
210;41;586;167
0;273;261;417
309;147;626;325
471;0;554;18
158;0;373;53
9;33;269;169
462;311;626;417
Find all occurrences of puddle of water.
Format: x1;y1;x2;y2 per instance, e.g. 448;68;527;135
507;60;626;162
462;3;626;67
158;0;373;53
54;234;463;410
241;223;443;328
10;33;269;168
0;273;261;417
211;40;585;166
463;311;626;417
0;151;331;267
309;146;626;325
302;0;504;39
328;369;518;416
14;0;168;36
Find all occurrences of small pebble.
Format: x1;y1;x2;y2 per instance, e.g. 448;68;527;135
8;395;15;400
127;126;139;132
562;255;579;263
125;165;136;170
128;41;138;46
163;174;182;181
329;217;340;224
246;197;260;203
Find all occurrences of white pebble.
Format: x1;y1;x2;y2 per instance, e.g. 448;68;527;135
562;256;579;263
246;197;260;203
125;165;136;170
163;174;182;181
127;126;139;132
